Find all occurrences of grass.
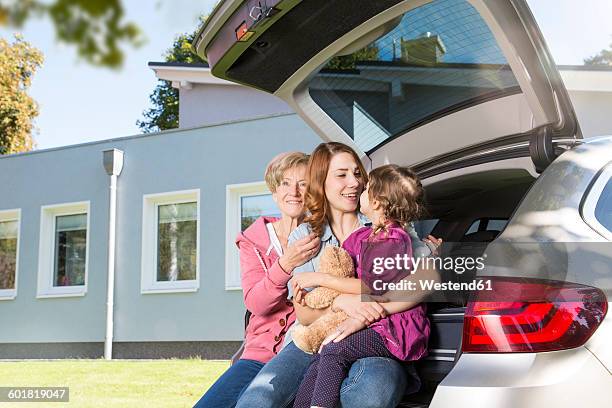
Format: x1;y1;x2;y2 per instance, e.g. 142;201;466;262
0;358;229;407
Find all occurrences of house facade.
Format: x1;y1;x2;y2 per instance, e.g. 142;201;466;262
0;61;611;359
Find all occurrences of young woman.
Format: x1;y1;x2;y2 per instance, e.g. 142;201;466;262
293;164;431;408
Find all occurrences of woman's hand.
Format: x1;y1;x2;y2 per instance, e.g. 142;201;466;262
292;280;308;306
278;233;320;272
291;272;327;291
320;317;367;350
422;234;443;256
332;293;387;325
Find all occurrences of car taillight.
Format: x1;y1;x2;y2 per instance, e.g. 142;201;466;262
462;277;608;353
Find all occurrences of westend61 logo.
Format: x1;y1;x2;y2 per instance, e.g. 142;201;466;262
369;253;490;293
359;240;491;301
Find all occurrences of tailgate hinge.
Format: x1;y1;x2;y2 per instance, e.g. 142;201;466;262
529;125;556;173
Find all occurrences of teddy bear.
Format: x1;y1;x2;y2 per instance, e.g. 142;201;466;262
292;246;355;354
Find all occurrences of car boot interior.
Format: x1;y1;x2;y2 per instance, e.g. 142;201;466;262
399;165;537;407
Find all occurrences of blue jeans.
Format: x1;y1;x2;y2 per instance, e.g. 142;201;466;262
235;342;408;408
193;359;265;408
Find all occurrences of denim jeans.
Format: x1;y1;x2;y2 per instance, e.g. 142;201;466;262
193;359;265;408
235;342;408;408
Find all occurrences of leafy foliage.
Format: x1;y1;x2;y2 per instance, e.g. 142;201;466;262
157;219;197;281
0;237;17;289
137;31;207;133
0;0;142;68
0;35;43;155
325;45;380;70
584;42;612;66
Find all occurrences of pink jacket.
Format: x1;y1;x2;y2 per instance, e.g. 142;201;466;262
235;216;296;363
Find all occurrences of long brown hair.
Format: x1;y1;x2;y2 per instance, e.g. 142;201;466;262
368;164;424;234
304;142;368;237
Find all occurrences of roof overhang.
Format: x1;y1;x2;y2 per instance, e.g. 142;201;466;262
147;62;239;89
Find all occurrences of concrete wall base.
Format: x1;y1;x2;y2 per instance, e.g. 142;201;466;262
0;341;242;359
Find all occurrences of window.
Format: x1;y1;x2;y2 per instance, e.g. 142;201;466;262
0;209;20;300
37;202;89;298
583;164;612;240
413;218;439;239
141;190;200;293
226;182;280;290
308;0;520;153
465;218;508;235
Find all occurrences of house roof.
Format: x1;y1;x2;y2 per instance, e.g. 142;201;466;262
0;112;297;160
557;64;612;71
147;61;209;68
148;61;612;92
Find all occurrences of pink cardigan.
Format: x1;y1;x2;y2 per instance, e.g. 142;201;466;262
236;216;296;363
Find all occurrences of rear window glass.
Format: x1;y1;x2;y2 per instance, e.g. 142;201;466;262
308;0;520;153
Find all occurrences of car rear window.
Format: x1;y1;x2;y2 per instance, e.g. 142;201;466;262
308;0;520;153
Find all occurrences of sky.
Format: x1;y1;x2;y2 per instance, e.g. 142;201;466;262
2;0;612;150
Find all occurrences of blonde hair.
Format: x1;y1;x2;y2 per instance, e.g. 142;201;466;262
367;164;424;233
264;152;309;192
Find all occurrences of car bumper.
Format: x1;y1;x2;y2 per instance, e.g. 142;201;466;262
430;347;611;408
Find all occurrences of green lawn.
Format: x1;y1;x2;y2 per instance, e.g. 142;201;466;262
0;359;229;407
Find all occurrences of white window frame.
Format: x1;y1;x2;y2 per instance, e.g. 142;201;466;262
582;163;612;241
141;189;200;294
225;181;274;290
37;201;90;298
0;209;21;300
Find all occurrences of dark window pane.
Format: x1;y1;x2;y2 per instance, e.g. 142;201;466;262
157;202;197;281
309;0;519;152
54;214;87;287
466;218;508;235
0;220;18;290
240;194;280;231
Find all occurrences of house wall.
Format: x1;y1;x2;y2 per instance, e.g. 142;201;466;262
179;84;293;128
567;90;612;138
0;114;320;354
0;149;110;343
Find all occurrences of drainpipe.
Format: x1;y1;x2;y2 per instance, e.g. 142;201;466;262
102;149;124;360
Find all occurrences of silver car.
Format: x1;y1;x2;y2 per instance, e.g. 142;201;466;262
195;0;611;406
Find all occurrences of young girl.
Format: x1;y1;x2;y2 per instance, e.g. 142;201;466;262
291;164;431;408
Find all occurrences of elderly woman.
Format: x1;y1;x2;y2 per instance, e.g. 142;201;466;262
193;151;318;407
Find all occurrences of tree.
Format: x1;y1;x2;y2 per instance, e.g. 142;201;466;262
0;35;43;155
325;45;380;70
0;0;141;68
584;41;612;66
137;31;206;133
